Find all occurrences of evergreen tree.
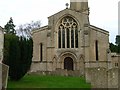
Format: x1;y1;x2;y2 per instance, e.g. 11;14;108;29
3;34;33;81
4;17;16;34
3;18;33;80
116;35;120;53
3;34;20;80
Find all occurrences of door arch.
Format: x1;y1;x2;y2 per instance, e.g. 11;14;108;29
64;57;73;71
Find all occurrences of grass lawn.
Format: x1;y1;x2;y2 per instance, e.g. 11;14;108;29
7;74;91;88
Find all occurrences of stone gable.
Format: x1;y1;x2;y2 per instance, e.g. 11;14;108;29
31;1;110;73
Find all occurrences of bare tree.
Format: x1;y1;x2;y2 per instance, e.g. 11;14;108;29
17;20;41;38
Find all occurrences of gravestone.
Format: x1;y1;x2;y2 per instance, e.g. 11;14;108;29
0;63;9;90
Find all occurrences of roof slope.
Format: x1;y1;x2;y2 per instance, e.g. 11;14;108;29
90;25;109;35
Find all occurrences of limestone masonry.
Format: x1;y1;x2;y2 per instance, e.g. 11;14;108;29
31;0;110;73
0;26;4;62
30;0;119;88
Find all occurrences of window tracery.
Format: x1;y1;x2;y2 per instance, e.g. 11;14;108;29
58;16;78;48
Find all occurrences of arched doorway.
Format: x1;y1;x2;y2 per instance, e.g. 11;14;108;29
64;57;73;71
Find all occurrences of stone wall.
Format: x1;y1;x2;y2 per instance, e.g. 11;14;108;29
29;69;83;77
0;27;4;61
108;68;118;88
1;63;9;89
85;67;119;88
111;53;119;68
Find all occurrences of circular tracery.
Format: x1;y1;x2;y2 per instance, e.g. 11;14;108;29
60;16;77;28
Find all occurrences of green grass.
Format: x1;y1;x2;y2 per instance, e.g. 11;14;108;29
7;74;91;88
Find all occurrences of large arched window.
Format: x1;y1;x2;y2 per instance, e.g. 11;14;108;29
58;16;78;48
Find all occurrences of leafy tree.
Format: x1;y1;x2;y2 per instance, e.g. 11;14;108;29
4;17;16;34
116;35;120;45
109;43;117;53
109;35;120;53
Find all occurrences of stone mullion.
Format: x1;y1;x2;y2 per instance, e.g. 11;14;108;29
61;28;62;48
69;28;71;48
65;28;67;48
74;27;76;48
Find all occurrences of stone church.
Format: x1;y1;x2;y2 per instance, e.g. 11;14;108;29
31;0;110;75
0;26;4;61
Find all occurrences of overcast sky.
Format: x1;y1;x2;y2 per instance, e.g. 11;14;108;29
0;0;119;43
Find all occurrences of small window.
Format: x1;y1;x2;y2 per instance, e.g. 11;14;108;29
40;43;43;62
95;40;99;61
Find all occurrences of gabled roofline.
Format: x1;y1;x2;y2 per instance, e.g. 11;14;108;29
0;26;3;29
90;25;109;35
0;26;4;32
31;25;48;35
48;8;66;18
48;8;87;19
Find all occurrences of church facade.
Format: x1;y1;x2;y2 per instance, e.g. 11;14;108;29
0;26;4;61
31;1;110;75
